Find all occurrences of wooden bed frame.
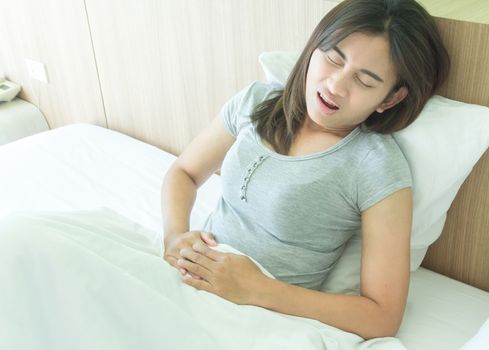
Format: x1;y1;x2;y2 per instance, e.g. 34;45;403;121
421;17;489;292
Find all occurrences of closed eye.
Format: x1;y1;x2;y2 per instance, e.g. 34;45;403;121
324;51;374;88
326;55;342;66
356;75;373;88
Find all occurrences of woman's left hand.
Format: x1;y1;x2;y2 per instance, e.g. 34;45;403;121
177;242;268;305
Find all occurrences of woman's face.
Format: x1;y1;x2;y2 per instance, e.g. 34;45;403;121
304;32;406;135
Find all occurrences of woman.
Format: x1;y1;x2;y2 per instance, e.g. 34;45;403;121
162;0;449;339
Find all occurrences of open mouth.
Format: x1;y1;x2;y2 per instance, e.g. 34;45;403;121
318;92;339;110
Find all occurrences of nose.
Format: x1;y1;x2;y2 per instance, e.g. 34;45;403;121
326;71;348;98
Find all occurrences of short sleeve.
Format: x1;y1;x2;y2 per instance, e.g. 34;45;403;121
355;137;413;212
219;81;281;137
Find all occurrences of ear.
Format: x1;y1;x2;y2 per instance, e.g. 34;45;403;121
376;86;408;113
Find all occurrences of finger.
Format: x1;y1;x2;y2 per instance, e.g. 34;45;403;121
180;248;216;270
185;271;202;280
192;242;224;262
164;255;179;267
177;258;211;281
178;275;212;292
200;231;218;246
166;255;199;278
165;255;191;274
181;273;213;292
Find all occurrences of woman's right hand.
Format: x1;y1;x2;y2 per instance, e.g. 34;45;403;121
163;231;217;278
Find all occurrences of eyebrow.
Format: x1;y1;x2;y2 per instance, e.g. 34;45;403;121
333;46;385;83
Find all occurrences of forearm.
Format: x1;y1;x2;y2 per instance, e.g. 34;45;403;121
161;164;197;240
254;277;400;340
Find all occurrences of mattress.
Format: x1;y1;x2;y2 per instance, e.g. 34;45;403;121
1;124;488;349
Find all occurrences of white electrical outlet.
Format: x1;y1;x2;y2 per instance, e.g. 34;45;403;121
25;58;49;83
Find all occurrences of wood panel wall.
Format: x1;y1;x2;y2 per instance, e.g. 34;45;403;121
2;0;487;146
0;0;106;128
0;0;339;150
421;18;489;292
416;0;489;25
84;0;340;154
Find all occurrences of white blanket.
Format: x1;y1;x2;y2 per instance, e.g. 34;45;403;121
0;208;406;350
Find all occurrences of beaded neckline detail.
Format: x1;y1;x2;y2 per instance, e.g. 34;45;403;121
239;155;267;202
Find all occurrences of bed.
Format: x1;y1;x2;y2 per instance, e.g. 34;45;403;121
1;15;489;350
0;122;487;350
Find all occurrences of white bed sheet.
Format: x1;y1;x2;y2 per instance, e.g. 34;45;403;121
1;124;488;349
399;268;489;349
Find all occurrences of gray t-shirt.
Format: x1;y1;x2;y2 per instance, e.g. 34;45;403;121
203;81;412;290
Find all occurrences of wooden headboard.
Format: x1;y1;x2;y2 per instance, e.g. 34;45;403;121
421;18;489;292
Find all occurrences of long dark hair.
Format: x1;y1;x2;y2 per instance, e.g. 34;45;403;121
251;0;450;155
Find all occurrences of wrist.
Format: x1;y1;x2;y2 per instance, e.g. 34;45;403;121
163;231;183;247
250;275;280;308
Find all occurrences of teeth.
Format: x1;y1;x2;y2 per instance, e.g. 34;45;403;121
319;93;338;108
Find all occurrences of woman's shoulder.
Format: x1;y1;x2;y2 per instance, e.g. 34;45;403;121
355;129;405;158
348;129;411;173
220;81;282;137
232;80;282;112
352;130;413;212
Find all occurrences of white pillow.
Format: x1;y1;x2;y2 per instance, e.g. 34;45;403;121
258;52;300;86
258;51;489;293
